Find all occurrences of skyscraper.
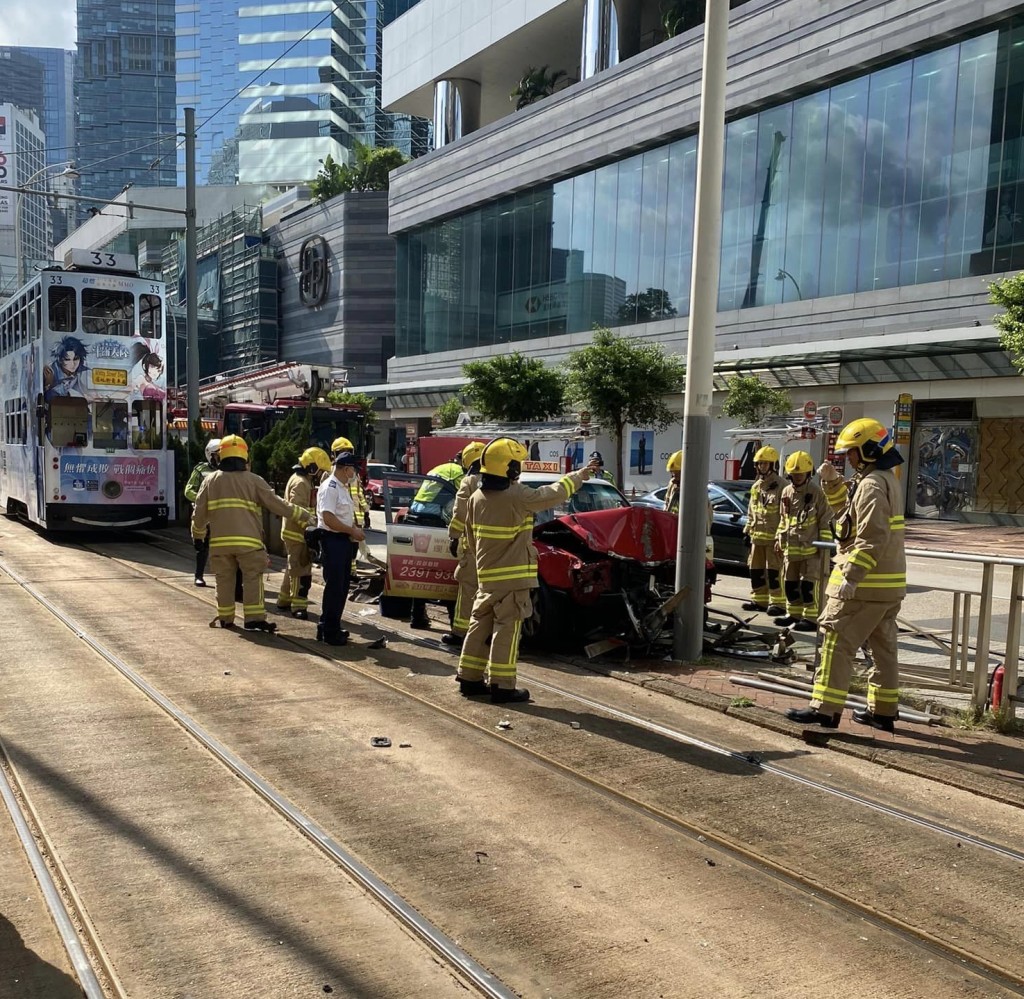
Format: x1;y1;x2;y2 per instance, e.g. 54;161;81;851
76;0;176;207
0;104;48;293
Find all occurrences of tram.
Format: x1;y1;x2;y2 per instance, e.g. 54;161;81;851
0;249;174;529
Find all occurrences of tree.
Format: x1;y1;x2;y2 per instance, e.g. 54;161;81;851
462;352;565;422
616;287;678;324
721;374;792;428
510;66;568;110
326;390;379;429
250;409;311;489
310;144;409;203
564;327;686;485
990;273;1024;373
435;397;463;429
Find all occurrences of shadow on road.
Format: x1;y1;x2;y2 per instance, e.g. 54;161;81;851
0;913;81;999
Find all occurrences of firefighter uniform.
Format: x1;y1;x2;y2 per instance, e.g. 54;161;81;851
446;442;486;642
744;448;784;613
409;458;465;629
278;447;331;618
191;435;312;630
775;452;833;628
457;443;590;699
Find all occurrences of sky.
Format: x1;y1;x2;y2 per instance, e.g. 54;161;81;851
0;0;77;49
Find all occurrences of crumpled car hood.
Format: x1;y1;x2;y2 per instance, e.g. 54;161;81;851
538;505;678;563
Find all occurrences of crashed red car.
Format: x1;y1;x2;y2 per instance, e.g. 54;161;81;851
380;471;713;649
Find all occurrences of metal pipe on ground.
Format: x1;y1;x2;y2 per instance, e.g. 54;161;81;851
728;675;937;725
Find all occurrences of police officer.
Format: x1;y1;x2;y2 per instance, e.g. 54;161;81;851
787;418;906;731
278;446;331;619
316;450;366;646
456;439;597;703
774;451;833;632
408;452;465;629
743;445;785;616
185;437;221;587
191;435;313;632
590;451;615;484
443;440;486;648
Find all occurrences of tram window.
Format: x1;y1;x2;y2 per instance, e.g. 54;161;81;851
48;397;89;447
132;400;163;449
82;289;134;336
139;294;162;338
93;401;129;450
49;286;77;332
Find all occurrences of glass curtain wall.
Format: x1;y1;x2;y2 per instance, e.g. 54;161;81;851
398;25;1024;357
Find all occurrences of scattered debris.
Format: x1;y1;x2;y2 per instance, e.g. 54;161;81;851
705;859;717;867
223;671;231;676
367;636;387;650
697;835;707;843
357;608;378;617
569;721;582;730
496;719;513;730
399;742;412;748
370;736;392;748
475;851;488;863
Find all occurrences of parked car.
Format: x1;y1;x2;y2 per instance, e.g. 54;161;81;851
379;470;712;650
632;480;752;572
366;462;417;509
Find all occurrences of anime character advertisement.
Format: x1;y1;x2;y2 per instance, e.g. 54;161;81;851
129;339;165;401
60;454;160;503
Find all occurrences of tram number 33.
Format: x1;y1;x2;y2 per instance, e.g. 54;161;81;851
90;252;118;267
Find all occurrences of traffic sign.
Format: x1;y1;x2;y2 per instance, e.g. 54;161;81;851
803;400;817;421
828;405;844;426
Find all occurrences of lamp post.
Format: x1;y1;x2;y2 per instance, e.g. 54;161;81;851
775;268;802;301
15;161;79;286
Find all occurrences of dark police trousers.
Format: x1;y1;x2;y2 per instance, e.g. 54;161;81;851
320;532;353;640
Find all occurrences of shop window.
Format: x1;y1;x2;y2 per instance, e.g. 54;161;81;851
82;289;134;336
139;294;162;338
93;401;129;450
48;397;89;447
132;400;163;450
48;286;77;332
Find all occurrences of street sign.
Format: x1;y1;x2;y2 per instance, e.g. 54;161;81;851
803;400;817;421
828;405;844;426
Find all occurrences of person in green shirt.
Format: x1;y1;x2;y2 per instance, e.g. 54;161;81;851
184;438;221;587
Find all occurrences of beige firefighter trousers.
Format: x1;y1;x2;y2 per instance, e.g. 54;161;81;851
279;539;312;611
210;550;269;625
748;542;783;609
811;596;901;717
457;589;533;689
452;554;478;636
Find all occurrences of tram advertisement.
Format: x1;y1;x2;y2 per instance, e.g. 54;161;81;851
59;455;160;502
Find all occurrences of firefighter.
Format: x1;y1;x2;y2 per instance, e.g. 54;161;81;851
331;435;371;529
191;434;313;632
278;446;331;619
443;440;486;648
184;437;221;587
456;439;598;703
664;449;714;546
408;452;465;629
590;451;615;484
742;445;785;616
787;418;906;732
316;450;366;646
773;451;833;632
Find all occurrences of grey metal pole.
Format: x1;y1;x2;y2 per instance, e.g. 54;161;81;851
673;0;729;662
184;108;200;446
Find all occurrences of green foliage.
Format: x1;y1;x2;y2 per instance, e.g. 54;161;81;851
564;327;686;484
510;66;568;110
327;389;379;428
721;374;792;428
249;408;312;488
310;144;409;202
729;696;755;708
462;352;565;422
990;273;1024;373
616;287;678;324
435;397;463;429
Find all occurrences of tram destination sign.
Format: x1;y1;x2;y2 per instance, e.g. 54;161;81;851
65;248;138;272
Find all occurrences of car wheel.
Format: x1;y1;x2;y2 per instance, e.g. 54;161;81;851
521;581;566;649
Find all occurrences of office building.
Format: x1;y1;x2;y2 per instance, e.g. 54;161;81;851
0;104;48;295
378;0;1024;523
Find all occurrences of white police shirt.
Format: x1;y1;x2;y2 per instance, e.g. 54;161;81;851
317;474;355;531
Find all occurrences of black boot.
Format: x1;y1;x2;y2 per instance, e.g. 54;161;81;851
491;686;530;704
741;601;765;612
458;678;488;697
766;605;787;618
209;617;236;630
244;620;278;634
440;632;464;648
410;618;431;630
786;706;840;728
322;631;348;647
775;614;799;627
852;708;896;733
793;619;817;632
291;609;309;620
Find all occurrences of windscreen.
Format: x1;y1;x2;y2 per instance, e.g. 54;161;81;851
525;478;631;525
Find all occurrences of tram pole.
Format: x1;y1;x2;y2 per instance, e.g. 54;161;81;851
673;0;728;662
184;107;200;447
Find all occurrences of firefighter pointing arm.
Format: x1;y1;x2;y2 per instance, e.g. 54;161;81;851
455;440;597;703
444;441;486;649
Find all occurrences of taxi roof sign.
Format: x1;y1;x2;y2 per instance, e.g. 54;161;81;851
522;460;563;473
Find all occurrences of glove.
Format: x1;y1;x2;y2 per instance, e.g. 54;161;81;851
363;512;371;530
817;461;840;484
193;537;205;552
836;578;857;600
449;538;460;558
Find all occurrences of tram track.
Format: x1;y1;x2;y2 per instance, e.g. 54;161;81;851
13;531;1017;993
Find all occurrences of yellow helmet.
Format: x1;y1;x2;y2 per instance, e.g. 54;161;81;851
331;435;354;456
461;440;486;470
754;445;779;464
219;434;249;461
835;418;895;463
481;437;528;478
299;446;331;473
784;450;814;476
666;450;682;474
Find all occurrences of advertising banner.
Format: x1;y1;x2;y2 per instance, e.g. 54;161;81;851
59;455;160;503
385;526;458;600
0;107;12;224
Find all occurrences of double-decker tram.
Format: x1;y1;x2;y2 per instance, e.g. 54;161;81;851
0;249;174;529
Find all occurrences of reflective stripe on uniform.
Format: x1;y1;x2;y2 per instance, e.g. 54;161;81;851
558;475;578;497
478;564;535;583
487;621;522;678
814;631;849;709
829;568;906;590
868;684;899;706
208;498;261;513
889;516;905;530
210;536;264;550
281;527;305;542
848;550;877;570
474;519;533;539
450;516;465;534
